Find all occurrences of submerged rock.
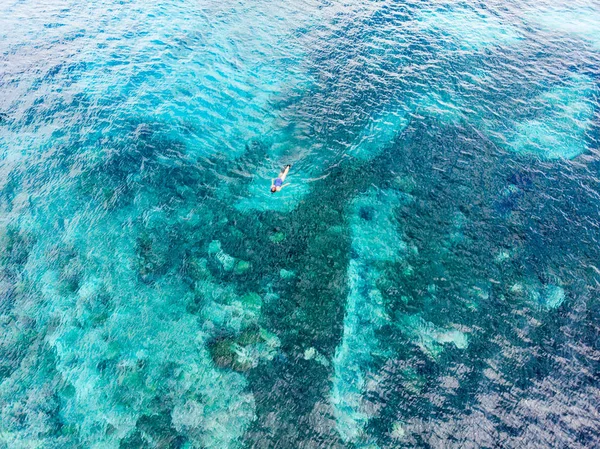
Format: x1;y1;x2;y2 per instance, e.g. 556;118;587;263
279;268;295;280
269;231;286;243
240;292;262;313
208;240;236;271
209;326;281;372
208;240;251;275
303;347;330;367
510;277;566;310
397;314;468;359
542;285;566;309
391;421;407;440
304;347;317;360
233;260;251;275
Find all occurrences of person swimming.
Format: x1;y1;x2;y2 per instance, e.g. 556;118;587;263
271;165;291;193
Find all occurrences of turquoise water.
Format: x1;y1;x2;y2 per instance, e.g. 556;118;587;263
1;0;600;448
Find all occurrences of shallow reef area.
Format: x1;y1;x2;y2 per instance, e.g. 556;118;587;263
2;0;600;448
505;74;598;159
332;188;410;445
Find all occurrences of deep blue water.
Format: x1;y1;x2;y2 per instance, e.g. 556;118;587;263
1;1;600;448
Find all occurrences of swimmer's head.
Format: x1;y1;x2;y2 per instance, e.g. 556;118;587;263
271;186;277;193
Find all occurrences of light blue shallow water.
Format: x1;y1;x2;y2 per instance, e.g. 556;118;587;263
1;1;600;448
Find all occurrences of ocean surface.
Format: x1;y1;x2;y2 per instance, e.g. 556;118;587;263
1;0;600;448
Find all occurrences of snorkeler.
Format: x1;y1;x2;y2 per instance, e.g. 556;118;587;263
271;165;291;193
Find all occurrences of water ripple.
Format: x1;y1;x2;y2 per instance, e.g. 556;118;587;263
1;1;600;448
